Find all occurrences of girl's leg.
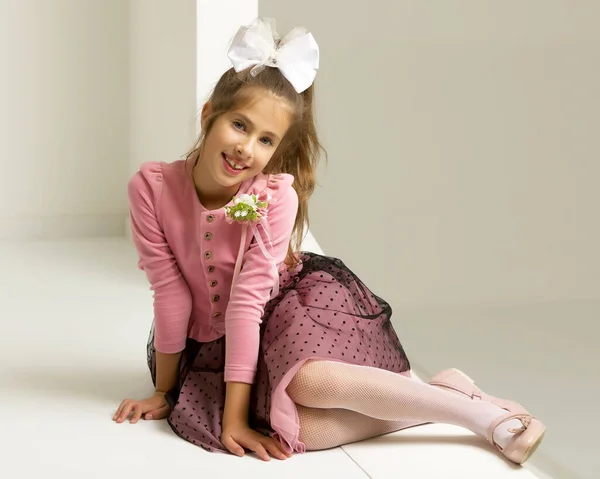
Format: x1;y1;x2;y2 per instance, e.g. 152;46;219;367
287;360;536;462
297;405;425;450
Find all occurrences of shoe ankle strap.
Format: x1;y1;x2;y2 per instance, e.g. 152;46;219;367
487;412;532;449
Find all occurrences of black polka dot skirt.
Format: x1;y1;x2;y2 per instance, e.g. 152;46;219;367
147;252;412;454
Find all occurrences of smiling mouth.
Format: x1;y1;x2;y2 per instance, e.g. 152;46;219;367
222;153;248;170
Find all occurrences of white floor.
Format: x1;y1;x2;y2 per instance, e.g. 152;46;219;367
0;237;584;478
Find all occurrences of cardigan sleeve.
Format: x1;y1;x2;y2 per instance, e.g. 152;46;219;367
224;174;298;383
127;162;192;353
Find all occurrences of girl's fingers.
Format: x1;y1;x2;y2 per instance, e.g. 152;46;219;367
116;404;132;423
113;400;128;421
129;405;144;424
250;441;270;462
222;436;245;457
264;439;287;460
272;438;292;457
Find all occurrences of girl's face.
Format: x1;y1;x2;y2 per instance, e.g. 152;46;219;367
198;89;293;194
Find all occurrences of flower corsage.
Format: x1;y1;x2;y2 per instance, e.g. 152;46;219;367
225;193;269;224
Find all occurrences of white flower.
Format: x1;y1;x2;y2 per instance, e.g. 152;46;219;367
226;192;268;224
234;194;256;207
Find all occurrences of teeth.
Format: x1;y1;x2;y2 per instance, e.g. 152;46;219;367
226;157;245;170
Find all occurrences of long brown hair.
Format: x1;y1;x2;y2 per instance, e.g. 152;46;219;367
185;66;325;266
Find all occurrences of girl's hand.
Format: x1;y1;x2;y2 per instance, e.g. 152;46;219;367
221;422;291;461
113;391;170;424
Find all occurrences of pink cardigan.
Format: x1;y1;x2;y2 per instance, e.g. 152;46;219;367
127;159;298;383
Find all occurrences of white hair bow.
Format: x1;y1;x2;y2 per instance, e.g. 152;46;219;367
227;18;319;94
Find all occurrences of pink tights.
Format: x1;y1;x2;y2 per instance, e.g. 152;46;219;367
287;361;517;450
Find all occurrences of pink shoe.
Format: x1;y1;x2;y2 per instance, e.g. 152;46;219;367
429;368;546;465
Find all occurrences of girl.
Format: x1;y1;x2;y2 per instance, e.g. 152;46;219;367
114;18;545;465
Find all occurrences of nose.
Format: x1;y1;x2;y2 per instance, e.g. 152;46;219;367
236;138;253;160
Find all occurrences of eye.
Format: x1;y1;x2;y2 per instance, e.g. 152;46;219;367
233;120;245;131
260;137;273;146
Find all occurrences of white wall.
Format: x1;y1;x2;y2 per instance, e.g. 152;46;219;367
128;0;197;181
3;0;594;305
0;0;245;240
196;1;258;111
0;0;129;239
259;1;600;309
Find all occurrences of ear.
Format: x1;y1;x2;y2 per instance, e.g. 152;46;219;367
200;102;213;128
